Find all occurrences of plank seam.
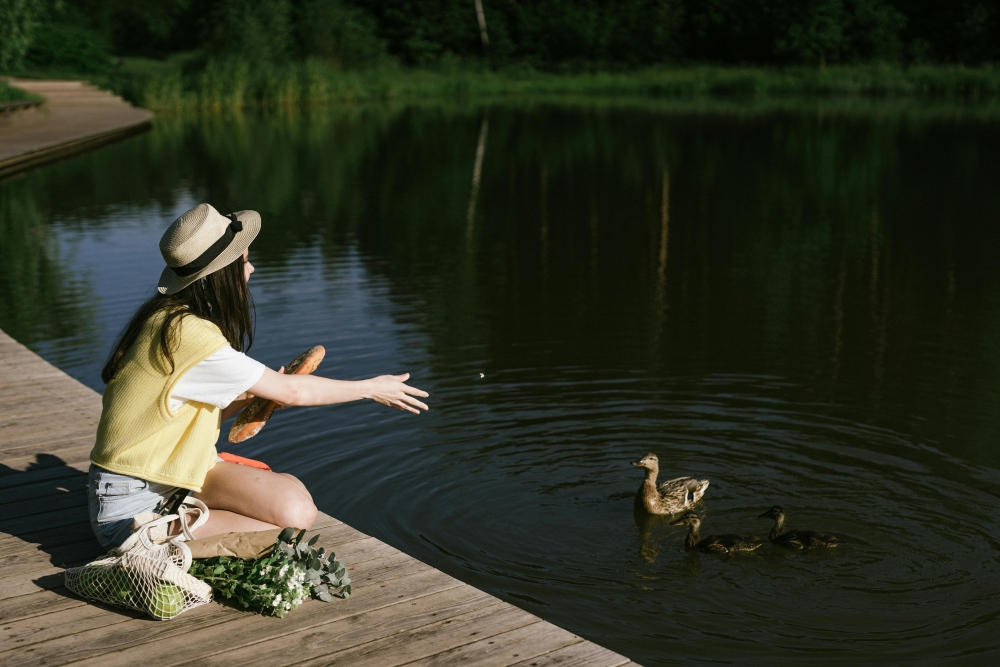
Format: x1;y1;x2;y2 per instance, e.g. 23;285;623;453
297;606;537;667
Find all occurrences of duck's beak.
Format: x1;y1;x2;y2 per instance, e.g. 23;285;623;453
631;460;643;467
669;518;685;526
756;510;772;519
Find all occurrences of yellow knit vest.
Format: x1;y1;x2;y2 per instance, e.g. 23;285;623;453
91;312;230;492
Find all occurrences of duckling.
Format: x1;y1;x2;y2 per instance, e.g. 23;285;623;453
632;453;709;515
669;512;764;555
757;506;839;550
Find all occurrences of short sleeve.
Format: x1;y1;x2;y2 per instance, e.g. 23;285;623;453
170;345;266;411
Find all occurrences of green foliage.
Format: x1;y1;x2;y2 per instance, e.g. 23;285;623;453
777;0;850;65
12;0;999;81
0;0;42;71
187;528;350;617
197;58;250;109
206;0;294;64
774;0;906;65
108;58;1000;111
295;0;386;69
355;0;686;67
0;80;35;101
955;1;1000;64
847;0;906;62
25;23;112;73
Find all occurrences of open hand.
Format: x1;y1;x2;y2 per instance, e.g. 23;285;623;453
363;373;429;414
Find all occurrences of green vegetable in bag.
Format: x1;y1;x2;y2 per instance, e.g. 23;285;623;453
149;583;185;619
77;562;106;598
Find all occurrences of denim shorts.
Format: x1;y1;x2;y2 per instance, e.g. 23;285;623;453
88;464;181;549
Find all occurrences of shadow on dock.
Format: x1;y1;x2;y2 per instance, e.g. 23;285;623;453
0;454;104;590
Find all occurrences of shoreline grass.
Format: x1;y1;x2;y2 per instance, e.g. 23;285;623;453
0;81;39;103
17;58;1000;111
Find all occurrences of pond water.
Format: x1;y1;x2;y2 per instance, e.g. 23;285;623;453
3;100;1000;665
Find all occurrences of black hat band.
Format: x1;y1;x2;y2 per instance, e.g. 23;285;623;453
171;215;244;278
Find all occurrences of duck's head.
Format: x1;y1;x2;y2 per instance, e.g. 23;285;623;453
757;505;785;521
669;511;701;528
632;453;659;472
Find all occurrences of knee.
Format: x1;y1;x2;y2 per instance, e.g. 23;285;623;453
275;489;317;530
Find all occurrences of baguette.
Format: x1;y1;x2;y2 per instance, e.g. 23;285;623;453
228;345;325;443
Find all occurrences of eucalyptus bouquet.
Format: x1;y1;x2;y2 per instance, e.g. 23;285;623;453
188;527;351;617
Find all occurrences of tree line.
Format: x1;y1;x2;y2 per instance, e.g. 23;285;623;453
1;0;998;74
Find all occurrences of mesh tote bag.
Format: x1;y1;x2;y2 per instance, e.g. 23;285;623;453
65;499;213;620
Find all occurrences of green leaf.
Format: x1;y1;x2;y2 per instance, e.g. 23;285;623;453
278;527;295;543
308;534;320;547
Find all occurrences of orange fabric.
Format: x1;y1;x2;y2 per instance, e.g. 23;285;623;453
217;452;272;471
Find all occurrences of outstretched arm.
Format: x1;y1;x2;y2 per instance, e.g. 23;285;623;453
220;365;286;421
247;369;429;414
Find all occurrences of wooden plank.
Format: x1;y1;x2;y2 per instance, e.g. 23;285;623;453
0;458;90;486
0;452;95;478
0;435;95;462
0;513;355;605
507;642;633;667
295;600;540;667
0;119;152;180
0;325;635;666
0;519;96;556
0;567;459;667
0;470;89;505
0;539;105;580
169;584;493;667
0;78;153;179
0;374;98;397
0;418;99;452
0;558;96;600
407;620;582;667
0;505;90;537
1;395;100;425
1;488;89;521
0;532;416;655
0;600;140;653
0;544;407;656
0;587;86;623
0;451;91;477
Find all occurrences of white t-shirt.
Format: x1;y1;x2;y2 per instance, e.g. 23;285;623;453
169;345;266;412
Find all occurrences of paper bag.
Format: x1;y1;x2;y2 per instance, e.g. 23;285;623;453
186;529;284;559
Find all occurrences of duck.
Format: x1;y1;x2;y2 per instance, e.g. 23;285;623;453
669;512;764;555
757;506;839;550
632;453;709;515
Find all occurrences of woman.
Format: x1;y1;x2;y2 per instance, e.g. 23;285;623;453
88;203;429;548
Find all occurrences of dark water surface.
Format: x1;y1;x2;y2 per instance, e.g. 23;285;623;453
3;101;1000;665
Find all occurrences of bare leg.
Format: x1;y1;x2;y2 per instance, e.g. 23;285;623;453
181;461;318;540
188;509;280;535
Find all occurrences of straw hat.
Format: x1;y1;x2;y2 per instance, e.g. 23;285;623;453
157;204;261;294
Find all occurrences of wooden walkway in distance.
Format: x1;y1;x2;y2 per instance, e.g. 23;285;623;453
0;79;153;179
0;327;637;667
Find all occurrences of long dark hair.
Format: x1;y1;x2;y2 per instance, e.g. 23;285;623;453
101;254;255;383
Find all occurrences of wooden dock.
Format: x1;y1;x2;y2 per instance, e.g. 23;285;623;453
0;79;153;179
0;328;636;667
